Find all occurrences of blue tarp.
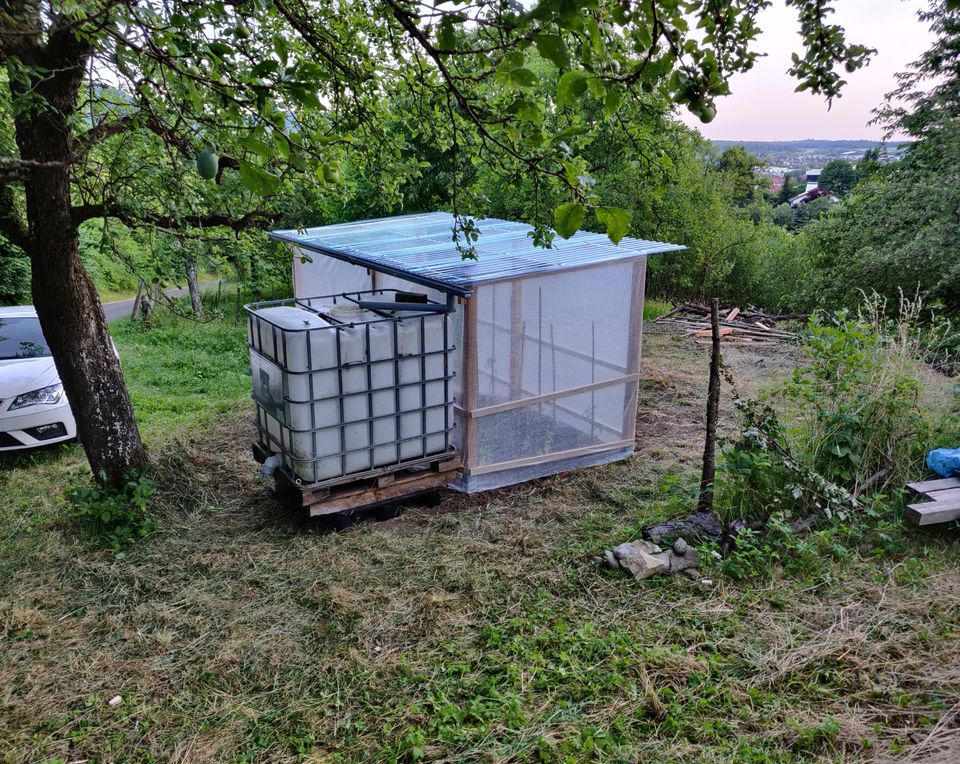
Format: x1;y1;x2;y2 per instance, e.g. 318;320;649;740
926;448;960;477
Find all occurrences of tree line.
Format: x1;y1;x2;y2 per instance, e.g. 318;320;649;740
0;0;942;488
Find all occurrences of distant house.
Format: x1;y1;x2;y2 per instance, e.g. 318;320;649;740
789;168;838;208
789;187;837;208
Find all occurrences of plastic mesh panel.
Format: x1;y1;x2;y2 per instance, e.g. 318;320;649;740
473;383;631;466
462;261;643;491
474;264;635;407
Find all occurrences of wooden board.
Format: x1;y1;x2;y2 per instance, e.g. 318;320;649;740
298;453;461;515
467;438;635;477
691;326;734;339
907;477;960;494
460;373;642;420
906;498;960;526
922;487;960;500
307;471;451;517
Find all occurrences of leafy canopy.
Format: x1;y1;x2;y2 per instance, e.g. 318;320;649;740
0;0;876;255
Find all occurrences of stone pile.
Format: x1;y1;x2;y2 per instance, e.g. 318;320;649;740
597;537;700;581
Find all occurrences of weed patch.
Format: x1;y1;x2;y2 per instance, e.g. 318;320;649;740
66;469;156;551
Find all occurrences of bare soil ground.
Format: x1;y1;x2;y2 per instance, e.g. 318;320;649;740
1;326;958;763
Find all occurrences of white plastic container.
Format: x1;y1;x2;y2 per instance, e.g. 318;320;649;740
249;301;452;484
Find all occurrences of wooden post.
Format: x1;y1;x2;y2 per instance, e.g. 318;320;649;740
697;298;722;513
509;281;523;399
130;279;145;319
462;294;479;471
622;258;647;441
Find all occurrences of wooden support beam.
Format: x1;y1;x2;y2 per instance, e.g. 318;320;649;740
510;280;523;399
907;477;960;494
906;498;960;526
457;373;642;419
467;438;635;476
622;259;647;441
462;295;479;471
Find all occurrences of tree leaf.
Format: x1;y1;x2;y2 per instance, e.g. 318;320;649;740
236;159;280;195
557;70;589;106
437;16;456;50
554;202;585;239
595;206;632;244
510;67;539;88
603;85;623;117
535;33;570;69
238;136;272;158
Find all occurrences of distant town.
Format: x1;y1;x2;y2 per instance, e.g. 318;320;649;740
711;138;906;204
711;138;906;168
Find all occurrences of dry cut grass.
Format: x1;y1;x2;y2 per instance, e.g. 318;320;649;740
0;328;958;763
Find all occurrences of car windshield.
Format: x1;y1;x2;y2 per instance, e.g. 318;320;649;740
0;317;52;360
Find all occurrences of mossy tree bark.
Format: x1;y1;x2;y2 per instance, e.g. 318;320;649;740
7;16;147;486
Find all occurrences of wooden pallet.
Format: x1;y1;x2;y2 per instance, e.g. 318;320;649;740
906;477;960;526
290;452;462;518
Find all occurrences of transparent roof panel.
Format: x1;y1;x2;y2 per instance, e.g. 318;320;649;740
270;211;685;296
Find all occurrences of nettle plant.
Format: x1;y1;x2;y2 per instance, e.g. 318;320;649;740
67;470;157;551
784;305;929;491
719;395;858;527
720;294;940;529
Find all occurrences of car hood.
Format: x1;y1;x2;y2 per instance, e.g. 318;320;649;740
0;357;58;399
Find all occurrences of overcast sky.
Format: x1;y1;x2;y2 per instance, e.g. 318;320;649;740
677;0;935;141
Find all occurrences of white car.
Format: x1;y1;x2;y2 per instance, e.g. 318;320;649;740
0;305;77;450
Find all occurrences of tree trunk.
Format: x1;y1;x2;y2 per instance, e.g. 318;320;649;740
10;34;147;486
697;298;722;513
186;256;203;317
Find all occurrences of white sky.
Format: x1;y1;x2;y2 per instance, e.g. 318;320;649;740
677;0;935;140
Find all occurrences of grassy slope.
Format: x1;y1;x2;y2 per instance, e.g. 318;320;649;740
0;317;958;763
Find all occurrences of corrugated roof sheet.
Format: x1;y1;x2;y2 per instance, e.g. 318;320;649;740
269;211;686;296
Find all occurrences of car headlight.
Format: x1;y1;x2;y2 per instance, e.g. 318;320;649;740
8;383;64;410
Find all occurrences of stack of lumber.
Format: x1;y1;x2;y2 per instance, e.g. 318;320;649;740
906;477;960;526
654;303;799;344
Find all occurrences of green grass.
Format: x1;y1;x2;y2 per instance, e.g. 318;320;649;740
0;316;959;762
643;299;673;321
110;312;251;439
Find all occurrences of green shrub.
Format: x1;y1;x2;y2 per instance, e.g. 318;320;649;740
718;396;858;527
783;305;928;490
67;470;156;551
0;246;30;305
718;292;947;530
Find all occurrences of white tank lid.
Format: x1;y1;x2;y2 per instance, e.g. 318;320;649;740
328;303;373;322
253;305;330;330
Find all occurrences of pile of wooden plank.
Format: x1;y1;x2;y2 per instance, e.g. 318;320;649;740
654;303;800;344
906;477;960;526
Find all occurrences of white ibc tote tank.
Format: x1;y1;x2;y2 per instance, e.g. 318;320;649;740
249;300;452;485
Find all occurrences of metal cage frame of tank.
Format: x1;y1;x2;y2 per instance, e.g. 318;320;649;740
268;212;686;494
245;289;457;489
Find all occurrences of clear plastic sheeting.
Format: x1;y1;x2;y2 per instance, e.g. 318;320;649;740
458;260;646;493
448;444;635;494
474;264;634;407
271;212;684;296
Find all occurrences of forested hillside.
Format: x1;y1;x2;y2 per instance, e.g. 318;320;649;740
3;10;951;326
